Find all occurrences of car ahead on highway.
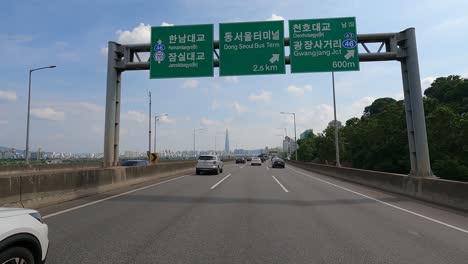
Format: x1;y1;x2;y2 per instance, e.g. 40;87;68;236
0;208;48;264
121;160;149;167
272;157;285;168
235;157;246;164
251;157;262;166
246;157;252;162
196;155;223;175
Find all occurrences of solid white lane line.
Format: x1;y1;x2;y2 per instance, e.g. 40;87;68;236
266;166;270;170
272;175;289;193
240;165;245;169
210;173;232;190
43;174;189;219
287;166;468;234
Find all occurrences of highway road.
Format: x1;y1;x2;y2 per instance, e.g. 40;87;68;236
40;162;468;264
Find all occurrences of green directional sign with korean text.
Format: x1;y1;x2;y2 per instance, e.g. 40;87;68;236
150;24;214;79
219;21;285;76
289;17;359;73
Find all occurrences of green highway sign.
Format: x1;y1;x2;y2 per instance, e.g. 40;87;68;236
150;24;214;79
219;20;285;76
289;17;359;73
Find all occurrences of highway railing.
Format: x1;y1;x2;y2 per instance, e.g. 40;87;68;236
286;160;468;212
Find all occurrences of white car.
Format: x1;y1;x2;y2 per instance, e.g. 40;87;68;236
196;155;223;175
0;208;49;264
251;157;262;166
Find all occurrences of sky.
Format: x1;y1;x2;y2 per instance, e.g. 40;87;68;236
1;0;468;154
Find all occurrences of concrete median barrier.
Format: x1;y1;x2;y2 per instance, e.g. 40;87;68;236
287;160;468;212
0;161;196;208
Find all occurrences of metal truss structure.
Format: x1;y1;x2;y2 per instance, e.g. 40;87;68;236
104;28;433;178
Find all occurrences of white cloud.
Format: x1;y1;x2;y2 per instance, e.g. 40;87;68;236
287;85;312;96
422;76;436;89
352;96;375;111
122;110;146;123
248;90;272;103
116;23;151;44
393;92;404;101
201;117;220;127
181;79;199;89
222;76;239;83
161;22;174;27
267;13;285;21
0;90;17;101
232;101;248;113
279;104;334;134
159;115;176;125
31;107;65;121
185;116;191;121
350;97;375;117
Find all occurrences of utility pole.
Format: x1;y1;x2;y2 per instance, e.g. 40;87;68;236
332;72;341;167
148;91;152;156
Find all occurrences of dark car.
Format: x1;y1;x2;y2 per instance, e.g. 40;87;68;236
272;158;285;168
121;160;149;167
258;155;266;162
236;157;246;164
246;157;252;161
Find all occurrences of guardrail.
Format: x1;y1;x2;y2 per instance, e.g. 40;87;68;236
0;161;103;173
0;161;197;208
287;160;468;212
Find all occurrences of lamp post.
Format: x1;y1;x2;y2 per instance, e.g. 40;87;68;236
280;112;297;160
276;127;289;156
332;71;341;167
154;114;168;153
193;128;205;158
25;65;56;164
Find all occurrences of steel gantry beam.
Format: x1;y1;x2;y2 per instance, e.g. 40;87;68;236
104;28;433;178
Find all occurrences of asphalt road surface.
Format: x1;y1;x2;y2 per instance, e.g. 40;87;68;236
41;162;468;264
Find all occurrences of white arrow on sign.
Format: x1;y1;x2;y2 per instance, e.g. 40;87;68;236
269;54;280;64
344;50;355;60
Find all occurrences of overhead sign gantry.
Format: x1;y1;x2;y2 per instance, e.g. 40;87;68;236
104;17;433;179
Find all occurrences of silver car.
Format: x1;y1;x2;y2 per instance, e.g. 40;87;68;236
196;155;224;175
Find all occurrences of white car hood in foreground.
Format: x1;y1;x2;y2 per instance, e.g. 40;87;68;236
0;207;37;218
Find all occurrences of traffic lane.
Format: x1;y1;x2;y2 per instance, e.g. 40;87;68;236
44;163;239;264
40;162;239;216
283;164;468;231
132;160;305;264
270;164;468;263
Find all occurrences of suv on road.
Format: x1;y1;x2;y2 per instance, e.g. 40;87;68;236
196;155;223;175
0;208;49;264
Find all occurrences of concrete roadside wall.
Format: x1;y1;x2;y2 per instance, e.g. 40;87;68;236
287;160;468;212
0;161;196;209
0;161;102;173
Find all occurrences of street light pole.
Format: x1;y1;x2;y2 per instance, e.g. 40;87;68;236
280;112;298;160
25;65;56;164
332;72;341;167
154;114;168;153
148;91;152;156
193;128;204;159
276;127;288;156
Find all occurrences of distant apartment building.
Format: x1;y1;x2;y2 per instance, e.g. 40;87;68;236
300;129;314;139
327;120;343;129
283;136;297;154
